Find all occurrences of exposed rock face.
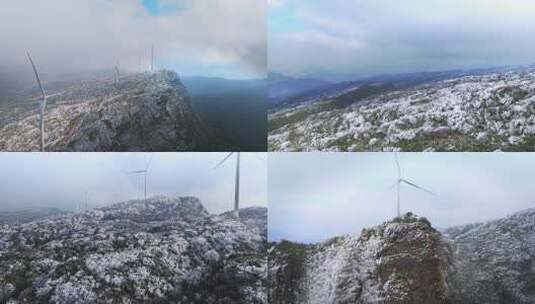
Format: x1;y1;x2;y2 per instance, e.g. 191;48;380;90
221;207;268;240
269;214;453;304
0;71;217;151
0;196;267;303
446;208;535;304
269;68;535;152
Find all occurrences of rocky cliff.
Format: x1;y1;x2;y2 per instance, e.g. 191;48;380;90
270;208;535;303
269;214;453;304
0;71;221;151
0;196;267;303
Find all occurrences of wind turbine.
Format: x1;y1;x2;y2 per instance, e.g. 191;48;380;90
127;156;153;202
27;52;47;152
214;152;241;217
394;153;435;217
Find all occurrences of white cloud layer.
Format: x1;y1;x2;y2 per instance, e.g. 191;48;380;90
0;0;266;80
269;0;535;80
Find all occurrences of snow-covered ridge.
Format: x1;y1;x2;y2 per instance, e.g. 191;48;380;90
269;68;535;151
0;196;267;303
0;70;215;151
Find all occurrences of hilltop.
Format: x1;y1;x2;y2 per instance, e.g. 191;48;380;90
0;196;267;303
0;71;225;151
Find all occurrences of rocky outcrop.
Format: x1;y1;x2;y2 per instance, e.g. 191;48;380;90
269;213;453;304
270;208;535;304
221;207;268;240
0;71;218;151
0;196;267;303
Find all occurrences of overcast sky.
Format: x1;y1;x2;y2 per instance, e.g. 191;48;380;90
0;0;266;81
269;153;535;243
0;153;267;214
269;0;535;80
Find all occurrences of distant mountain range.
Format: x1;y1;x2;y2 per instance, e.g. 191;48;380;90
0;208;71;225
269;208;535;303
267;65;531;109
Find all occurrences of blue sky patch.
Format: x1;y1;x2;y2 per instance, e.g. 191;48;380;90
140;0;180;16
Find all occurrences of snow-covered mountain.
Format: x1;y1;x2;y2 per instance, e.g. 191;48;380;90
269;67;535;151
269;208;535;303
269;213;452;304
0;71;222;151
446;207;535;304
0;196;267;303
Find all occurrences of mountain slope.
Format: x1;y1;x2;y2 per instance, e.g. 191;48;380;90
0;71;221;151
446;208;535;304
269;68;535;151
0;196;267;303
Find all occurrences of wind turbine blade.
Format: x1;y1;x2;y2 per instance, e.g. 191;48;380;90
27;52;46;97
127;170;146;174
213;152;234;169
400;178;435;195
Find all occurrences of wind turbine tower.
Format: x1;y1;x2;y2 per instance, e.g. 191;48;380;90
214;152;241;216
128;157;153;202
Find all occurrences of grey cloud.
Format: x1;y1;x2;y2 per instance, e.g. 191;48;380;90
269;0;535;80
0;0;266;83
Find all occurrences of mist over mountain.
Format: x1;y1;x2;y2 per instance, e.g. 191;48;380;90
182;76;267;151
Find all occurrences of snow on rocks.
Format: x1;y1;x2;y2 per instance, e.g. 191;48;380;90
269;213;453;304
0;196;267;303
269;68;535;151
